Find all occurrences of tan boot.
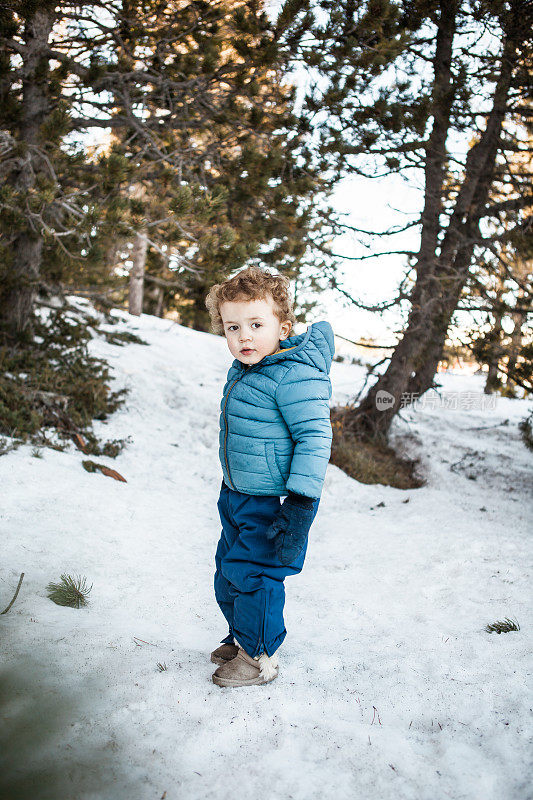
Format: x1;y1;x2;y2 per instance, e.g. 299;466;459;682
212;647;279;687
210;642;239;665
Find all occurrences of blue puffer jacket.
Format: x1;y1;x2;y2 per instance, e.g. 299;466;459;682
218;320;335;498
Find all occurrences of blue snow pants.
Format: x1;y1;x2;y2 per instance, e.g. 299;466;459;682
214;480;321;658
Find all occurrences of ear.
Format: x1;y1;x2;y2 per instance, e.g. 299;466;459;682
280;321;292;340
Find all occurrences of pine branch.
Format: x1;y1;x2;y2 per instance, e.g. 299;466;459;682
46;574;93;608
485;617;520;634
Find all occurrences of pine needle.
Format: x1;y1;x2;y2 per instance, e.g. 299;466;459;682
46;573;93;608
484;617;520;634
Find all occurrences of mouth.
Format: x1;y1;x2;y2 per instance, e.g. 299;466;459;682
240;348;255;355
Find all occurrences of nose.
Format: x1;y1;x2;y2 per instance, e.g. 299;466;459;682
239;330;252;343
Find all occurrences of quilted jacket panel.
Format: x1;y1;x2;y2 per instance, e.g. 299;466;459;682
218;320;334;498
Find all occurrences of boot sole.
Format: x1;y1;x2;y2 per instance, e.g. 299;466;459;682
212;668;279;688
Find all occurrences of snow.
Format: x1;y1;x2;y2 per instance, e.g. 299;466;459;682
1;303;532;800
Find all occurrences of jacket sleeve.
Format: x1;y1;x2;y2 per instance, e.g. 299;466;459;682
275;364;332;499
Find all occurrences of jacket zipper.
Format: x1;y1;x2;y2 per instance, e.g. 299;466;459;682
222;375;241;489
222;364;259;490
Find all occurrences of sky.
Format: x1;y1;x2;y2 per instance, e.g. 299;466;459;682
306;173;422;346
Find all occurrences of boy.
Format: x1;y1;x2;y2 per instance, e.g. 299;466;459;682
204;266;334;687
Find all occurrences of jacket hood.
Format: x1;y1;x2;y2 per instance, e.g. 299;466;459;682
233;320;335;375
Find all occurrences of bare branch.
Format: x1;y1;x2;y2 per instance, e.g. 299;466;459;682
327;249;417;261
334;332;398;350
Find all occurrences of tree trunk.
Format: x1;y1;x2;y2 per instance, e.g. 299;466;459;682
408;218;482;398
505;295;526;391
485;359;502;395
484;303;504;394
154;286;164;317
0;8;54;340
128;230;148;316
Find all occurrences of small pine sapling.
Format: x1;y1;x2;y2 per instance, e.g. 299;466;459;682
46;574;93;608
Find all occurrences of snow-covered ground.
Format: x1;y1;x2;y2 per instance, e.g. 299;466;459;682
1;302;532;800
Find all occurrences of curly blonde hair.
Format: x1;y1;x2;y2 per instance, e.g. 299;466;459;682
205;266;296;336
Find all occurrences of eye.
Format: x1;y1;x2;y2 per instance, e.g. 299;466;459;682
227;323;261;331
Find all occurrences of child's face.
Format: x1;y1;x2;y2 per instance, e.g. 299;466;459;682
220;295;292;365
